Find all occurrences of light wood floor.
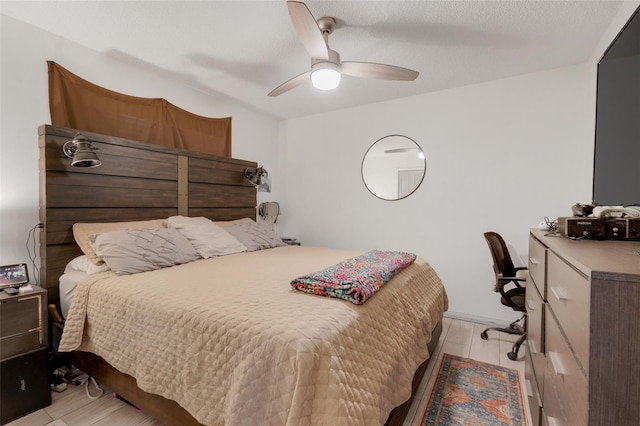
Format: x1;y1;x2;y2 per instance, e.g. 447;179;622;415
7;317;530;426
402;316;530;425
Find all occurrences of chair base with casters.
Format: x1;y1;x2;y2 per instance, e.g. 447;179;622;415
482;231;528;361
480;314;526;360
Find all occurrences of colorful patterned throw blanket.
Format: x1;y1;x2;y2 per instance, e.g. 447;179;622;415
291;250;417;304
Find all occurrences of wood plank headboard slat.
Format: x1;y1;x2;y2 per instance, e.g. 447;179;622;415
45;171;179;191
41;207;181;223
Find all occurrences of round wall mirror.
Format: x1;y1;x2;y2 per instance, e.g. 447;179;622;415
361;135;426;201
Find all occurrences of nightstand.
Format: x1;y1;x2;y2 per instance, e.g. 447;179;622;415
1;286;51;424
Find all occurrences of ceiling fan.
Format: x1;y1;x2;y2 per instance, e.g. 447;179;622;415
268;1;419;97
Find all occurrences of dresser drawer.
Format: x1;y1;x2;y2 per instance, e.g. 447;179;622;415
540;409;549;426
525;281;545;384
525;347;543;426
546;251;590;372
542;376;563;426
528;236;547;298
544;310;588;426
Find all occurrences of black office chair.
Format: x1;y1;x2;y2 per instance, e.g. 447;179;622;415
481;232;527;360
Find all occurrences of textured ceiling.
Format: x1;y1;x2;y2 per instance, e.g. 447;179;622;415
1;0;626;119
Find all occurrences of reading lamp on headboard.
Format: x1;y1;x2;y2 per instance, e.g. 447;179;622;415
62;133;102;168
243;165;267;186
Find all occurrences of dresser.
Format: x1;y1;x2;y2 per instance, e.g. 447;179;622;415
525;229;640;426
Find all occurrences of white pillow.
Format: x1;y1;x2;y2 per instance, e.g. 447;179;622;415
64;255;111;275
166;215;247;258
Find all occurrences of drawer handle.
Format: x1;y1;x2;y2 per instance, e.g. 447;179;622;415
525;378;534;397
529;257;539;266
529;339;538;354
550;286;568;301
526;299;536;310
549;351;567;376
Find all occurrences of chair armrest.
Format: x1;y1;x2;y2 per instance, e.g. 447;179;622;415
498;275;527;282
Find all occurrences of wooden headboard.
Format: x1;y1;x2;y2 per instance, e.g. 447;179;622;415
38;124;257;307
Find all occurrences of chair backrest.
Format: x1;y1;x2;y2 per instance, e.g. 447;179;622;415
483;232;517;281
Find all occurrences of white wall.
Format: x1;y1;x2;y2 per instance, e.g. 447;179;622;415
278;64;596;322
277;1;639;323
0;15;280;269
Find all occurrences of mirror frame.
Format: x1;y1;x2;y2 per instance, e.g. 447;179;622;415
361;134;426;201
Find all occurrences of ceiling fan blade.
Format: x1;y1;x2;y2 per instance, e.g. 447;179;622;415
287;1;329;60
268;71;311;97
341;62;419;81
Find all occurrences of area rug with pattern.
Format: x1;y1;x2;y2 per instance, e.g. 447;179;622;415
420;353;527;426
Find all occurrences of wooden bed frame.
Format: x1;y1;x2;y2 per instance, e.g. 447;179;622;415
39;124;442;425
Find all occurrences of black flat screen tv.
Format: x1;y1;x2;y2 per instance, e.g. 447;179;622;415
592;6;640;206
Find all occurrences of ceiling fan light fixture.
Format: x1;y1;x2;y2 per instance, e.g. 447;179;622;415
268;1;419;97
311;62;341;90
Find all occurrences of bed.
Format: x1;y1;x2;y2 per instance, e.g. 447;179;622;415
39;124;448;425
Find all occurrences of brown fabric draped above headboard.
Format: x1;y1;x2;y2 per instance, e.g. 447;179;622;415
47;61;232;157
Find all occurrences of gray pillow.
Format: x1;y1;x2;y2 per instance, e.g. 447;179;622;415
165;215;247;258
90;228;198;275
224;221;285;252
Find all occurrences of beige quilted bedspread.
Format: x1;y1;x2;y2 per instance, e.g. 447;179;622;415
59;246;448;425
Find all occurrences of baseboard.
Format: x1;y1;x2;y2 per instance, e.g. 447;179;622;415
444;311;521;327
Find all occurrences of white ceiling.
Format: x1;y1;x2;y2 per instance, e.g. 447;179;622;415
1;0;626;120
